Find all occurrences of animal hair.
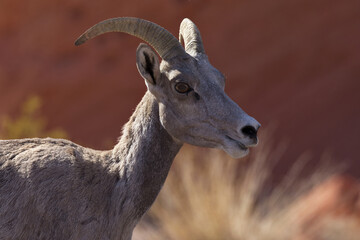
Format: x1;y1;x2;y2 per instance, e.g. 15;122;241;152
0;93;179;240
0;17;260;240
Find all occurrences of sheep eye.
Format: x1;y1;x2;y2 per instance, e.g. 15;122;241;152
175;82;191;93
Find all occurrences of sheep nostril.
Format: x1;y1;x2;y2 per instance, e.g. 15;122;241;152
241;125;258;139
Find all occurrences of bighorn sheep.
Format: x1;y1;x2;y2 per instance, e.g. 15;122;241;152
0;17;260;240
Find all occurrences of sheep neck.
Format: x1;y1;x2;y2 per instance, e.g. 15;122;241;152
111;91;182;219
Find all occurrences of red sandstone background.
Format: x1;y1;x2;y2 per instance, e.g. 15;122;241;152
0;0;359;177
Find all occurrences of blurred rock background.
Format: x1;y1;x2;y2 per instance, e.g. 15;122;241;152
0;0;359;238
0;0;359;177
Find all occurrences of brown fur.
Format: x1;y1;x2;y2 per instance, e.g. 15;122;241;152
0;18;260;240
0;93;181;240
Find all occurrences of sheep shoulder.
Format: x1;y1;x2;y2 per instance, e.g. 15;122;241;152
0;138;117;240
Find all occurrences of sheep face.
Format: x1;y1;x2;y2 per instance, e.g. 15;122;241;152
136;44;260;159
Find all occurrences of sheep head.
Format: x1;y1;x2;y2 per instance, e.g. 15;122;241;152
75;17;260;158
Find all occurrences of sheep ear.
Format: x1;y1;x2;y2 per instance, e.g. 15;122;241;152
136;43;160;86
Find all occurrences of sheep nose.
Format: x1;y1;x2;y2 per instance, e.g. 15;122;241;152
241;125;259;139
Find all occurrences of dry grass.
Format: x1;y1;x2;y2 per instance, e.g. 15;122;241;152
133;134;359;240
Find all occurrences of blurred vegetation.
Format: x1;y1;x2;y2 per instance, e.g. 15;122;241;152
0;95;67;139
1;97;358;239
134;138;359;240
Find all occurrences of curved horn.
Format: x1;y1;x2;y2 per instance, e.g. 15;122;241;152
179;18;205;55
75;17;187;60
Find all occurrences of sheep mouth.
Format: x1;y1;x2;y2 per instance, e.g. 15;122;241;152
225;135;248;151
